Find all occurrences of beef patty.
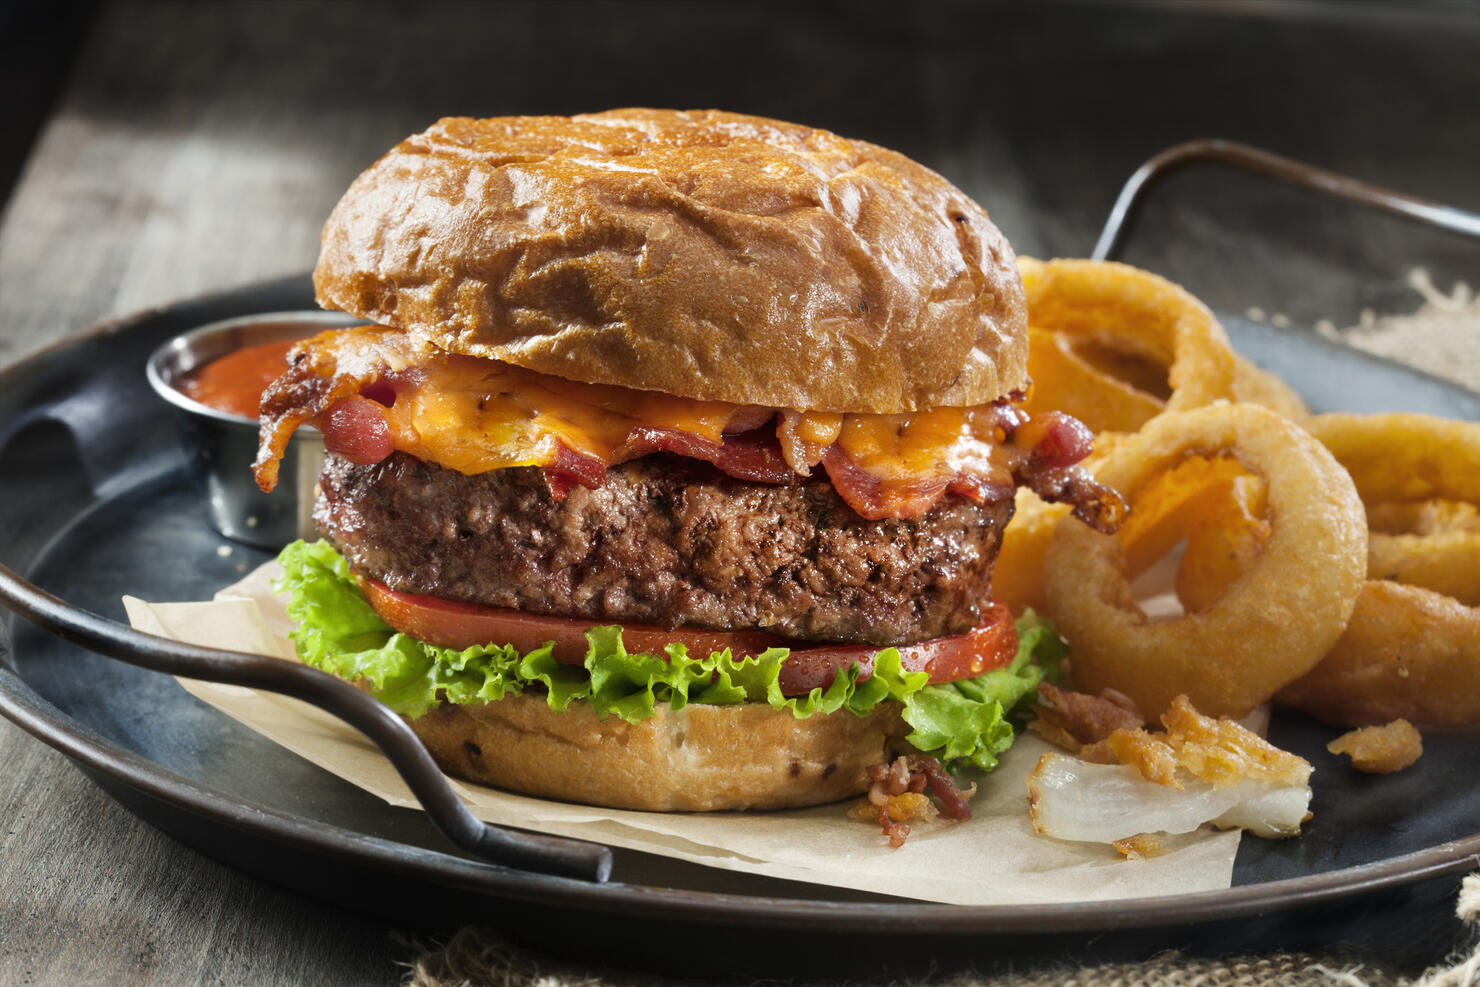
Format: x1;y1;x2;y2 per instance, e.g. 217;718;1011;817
316;452;1012;646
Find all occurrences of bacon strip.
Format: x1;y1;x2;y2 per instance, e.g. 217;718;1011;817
621;426;796;485
1017;410;1095;471
821;446;950;520
254;327;1122;524
253;331;412;491
1005;409;1128;532
1022;464;1128;533
318;396;395;465
540;442;607;500
905;754;976;820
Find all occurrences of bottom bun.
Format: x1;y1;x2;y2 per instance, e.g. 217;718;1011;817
408;694;907;811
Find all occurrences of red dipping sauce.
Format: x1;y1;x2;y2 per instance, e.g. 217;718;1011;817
179;338;297;418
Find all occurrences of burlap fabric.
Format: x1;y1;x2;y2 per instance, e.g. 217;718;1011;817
407;935;1397;986
407;277;1480;987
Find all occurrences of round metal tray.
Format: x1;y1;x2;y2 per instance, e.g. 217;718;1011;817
2;275;1479;978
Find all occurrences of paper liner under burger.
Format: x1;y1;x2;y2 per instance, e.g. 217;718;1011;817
122;559;1249;907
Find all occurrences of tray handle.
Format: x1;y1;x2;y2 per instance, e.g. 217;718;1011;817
0;563;613;884
1093;139;1480;262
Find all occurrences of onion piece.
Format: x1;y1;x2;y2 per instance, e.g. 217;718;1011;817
1027;753;1311;843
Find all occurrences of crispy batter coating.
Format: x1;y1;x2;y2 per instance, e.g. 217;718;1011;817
1106;696;1313;791
1327;719;1423;774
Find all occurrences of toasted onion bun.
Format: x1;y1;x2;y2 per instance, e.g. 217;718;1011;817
409;694;906;811
313;109;1027;414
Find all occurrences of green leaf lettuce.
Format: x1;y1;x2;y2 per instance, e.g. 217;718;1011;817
275;539;1062;772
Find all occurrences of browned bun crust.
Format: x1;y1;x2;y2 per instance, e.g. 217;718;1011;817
313;109;1027;413
409;694;905;811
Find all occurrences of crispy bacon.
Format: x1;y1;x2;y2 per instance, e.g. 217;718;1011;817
622;426;797;485
1018;410;1095;471
256;360;356;491
253;331;412;491
904;754;976;820
821;446;950;520
1021;463;1128;533
854;754;976;845
254;327;1125;525
1007;410;1127;532
859;759;935;847
541;442;608;500
318;396;395;465
1030;682;1145;758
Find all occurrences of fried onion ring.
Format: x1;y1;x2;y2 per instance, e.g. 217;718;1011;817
1173;471;1270;614
1017;258;1238;433
1115;455;1260;579
1277;581;1480;727
1308;413;1480;607
1044;404;1367;720
1365;499;1480;606
996;260;1245;616
1232;354;1309;421
1024;328;1164;434
1367;528;1480;607
1276;413;1480;726
1307;413;1480;504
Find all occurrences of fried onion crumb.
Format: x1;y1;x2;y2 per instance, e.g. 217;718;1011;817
1327;719;1423;774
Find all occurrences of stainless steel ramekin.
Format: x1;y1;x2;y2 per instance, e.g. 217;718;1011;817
146;311;363;549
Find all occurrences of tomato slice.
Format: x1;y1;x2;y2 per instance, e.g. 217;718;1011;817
360;577;789;662
773;604;1017;694
359;578;1018;697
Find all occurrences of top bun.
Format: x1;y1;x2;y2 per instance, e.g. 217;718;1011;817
313;109;1027;413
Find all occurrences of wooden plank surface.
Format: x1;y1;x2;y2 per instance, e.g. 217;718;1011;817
2;2;1479;983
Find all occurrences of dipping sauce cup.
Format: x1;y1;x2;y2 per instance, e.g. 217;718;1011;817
147;312;362;549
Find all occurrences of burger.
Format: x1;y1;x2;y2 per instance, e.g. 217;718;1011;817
253;109;1121;813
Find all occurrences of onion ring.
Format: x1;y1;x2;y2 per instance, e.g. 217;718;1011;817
1308;413;1480;606
1365;499;1480;606
1277;581;1480;727
1367;499;1480;536
1174;472;1270;614
1017;258;1238;433
1024;328;1164;435
1276;413;1480;725
1367;528;1480;607
997;260;1244;615
1043;404;1367;720
1115;455;1259;579
1232;354;1308;421
1307;413;1480;504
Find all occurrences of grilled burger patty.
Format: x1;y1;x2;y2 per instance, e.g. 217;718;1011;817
315;451;1012;646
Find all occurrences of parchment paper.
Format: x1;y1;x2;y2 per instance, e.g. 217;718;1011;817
122;561;1245;905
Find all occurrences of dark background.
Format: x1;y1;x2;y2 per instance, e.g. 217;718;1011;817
4;0;1480;345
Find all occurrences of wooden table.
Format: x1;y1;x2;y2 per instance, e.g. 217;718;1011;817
3;3;1478;982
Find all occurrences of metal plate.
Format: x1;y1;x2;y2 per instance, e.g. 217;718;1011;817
2;277;1479;977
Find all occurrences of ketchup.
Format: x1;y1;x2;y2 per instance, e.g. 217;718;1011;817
180;338;297;418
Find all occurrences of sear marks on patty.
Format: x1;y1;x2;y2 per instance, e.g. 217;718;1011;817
316;452;1011;646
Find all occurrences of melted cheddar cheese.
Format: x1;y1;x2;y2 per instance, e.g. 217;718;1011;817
259;325;1018;509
